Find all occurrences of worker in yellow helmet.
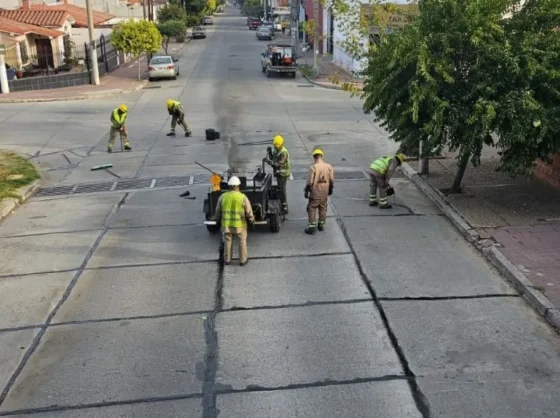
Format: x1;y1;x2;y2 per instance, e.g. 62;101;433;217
264;135;291;214
369;152;405;209
304;148;334;235
108;104;131;153
166;99;192;137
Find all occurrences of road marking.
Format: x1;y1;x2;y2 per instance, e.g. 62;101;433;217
149;179;157;189
71;185;79;193
189;176;194;185
289;173;294;180
109;182;118;192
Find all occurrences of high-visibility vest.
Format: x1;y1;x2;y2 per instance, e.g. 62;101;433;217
169;100;182;112
220;191;247;228
370;156;393;174
274;146;291;177
111;108;127;128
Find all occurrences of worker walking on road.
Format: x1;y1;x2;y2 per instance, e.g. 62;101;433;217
265;135;291;214
108;104;131;153
166;99;192;137
305;148;334;235
369;153;405;209
215;176;255;266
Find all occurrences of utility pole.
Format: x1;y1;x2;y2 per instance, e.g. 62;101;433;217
291;0;299;51
263;0;267;20
85;0;100;85
0;53;9;95
313;0;319;74
142;0;146;20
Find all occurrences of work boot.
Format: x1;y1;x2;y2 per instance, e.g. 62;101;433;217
318;222;325;231
225;261;231;266
240;260;248;266
167;131;176;137
282;204;289;215
369;200;378;207
107;146;113;153
185;130;192;137
305;225;316;235
380;203;392;209
124;144;131;151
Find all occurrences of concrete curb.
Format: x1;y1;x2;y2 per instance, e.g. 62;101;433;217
0;179;41;222
400;162;560;331
299;71;364;92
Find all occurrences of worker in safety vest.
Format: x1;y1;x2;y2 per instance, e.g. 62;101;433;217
108;104;131;153
264;135;291;214
369;153;405;209
166;99;192;137
215;176;255;266
304;148;334;234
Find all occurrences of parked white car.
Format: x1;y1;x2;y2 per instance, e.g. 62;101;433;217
148;55;179;81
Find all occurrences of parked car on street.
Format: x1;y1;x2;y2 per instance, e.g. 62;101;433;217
203;16;213;25
249;18;261;30
257;26;274;40
192;26;206;39
274;21;282;31
261;21;274;31
148;55;179;81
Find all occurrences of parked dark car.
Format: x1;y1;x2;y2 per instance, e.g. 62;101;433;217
257;26;274;40
249;18;262;30
192;26;206;39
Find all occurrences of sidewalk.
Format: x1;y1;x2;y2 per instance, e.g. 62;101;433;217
0;41;187;103
299;53;363;91
405;149;560;329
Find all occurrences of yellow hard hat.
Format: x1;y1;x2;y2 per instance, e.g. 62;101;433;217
312;148;323;156
118;104;127;112
273;135;284;147
396;153;406;164
166;99;174;108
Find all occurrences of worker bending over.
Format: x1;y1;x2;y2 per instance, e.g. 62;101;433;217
108;104;131;153
369;153;405;209
265;135;291;214
166;99;192;137
215;176;255;266
305;148;334;235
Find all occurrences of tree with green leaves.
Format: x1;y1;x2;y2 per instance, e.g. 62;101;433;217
242;0;262;17
157;3;187;22
110;20;162;80
206;0;216;14
360;0;560;193
157;20;186;55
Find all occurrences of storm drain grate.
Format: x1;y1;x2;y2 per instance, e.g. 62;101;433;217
35;186;75;197
74;183;114;194
297;85;315;88
115;179;153;190
142;85;162;89
154;176;192;188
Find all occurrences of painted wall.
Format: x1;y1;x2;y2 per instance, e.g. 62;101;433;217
71;27;112;44
535;155;560;190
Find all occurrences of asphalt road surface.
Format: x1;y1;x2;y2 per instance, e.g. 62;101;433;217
0;8;559;418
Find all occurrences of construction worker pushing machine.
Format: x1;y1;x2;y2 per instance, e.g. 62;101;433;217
369;153;405;209
166;99;192;137
214;176;255;266
305;148;334;235
108;104;131;153
264;135;291;214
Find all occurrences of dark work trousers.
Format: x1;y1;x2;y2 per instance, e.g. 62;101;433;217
276;174;289;213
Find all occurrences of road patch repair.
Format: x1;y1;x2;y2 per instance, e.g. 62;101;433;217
0;151;40;222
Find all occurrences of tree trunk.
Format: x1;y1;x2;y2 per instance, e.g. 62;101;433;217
137;56;141;80
450;151;470;194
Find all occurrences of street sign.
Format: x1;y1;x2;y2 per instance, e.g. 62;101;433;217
0;44;5;54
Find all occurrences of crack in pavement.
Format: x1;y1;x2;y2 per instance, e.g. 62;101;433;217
0;193;129;408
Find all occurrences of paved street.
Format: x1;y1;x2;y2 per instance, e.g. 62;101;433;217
0;9;559;418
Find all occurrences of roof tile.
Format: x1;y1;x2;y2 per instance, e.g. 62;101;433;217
0;15;64;38
29;3;115;27
0;9;70;27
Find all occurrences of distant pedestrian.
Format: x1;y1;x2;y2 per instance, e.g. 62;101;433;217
304;148;334;234
108;104;131;153
281;20;288;34
166;99;192;137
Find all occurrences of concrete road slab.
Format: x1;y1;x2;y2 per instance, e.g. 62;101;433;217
245;219;349;258
8;398;203;417
0;329;38;393
87;225;219;267
110;187;207;228
216;303;403;390
0;195;123;237
55;264;215;323
331;178;441;217
381;298;560;378
342;216;517;298
216;380;421;418
0;230;100;276
417;374;560;418
222;254;369;309
0;272;73;329
0;317;206;411
144;148;227;167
